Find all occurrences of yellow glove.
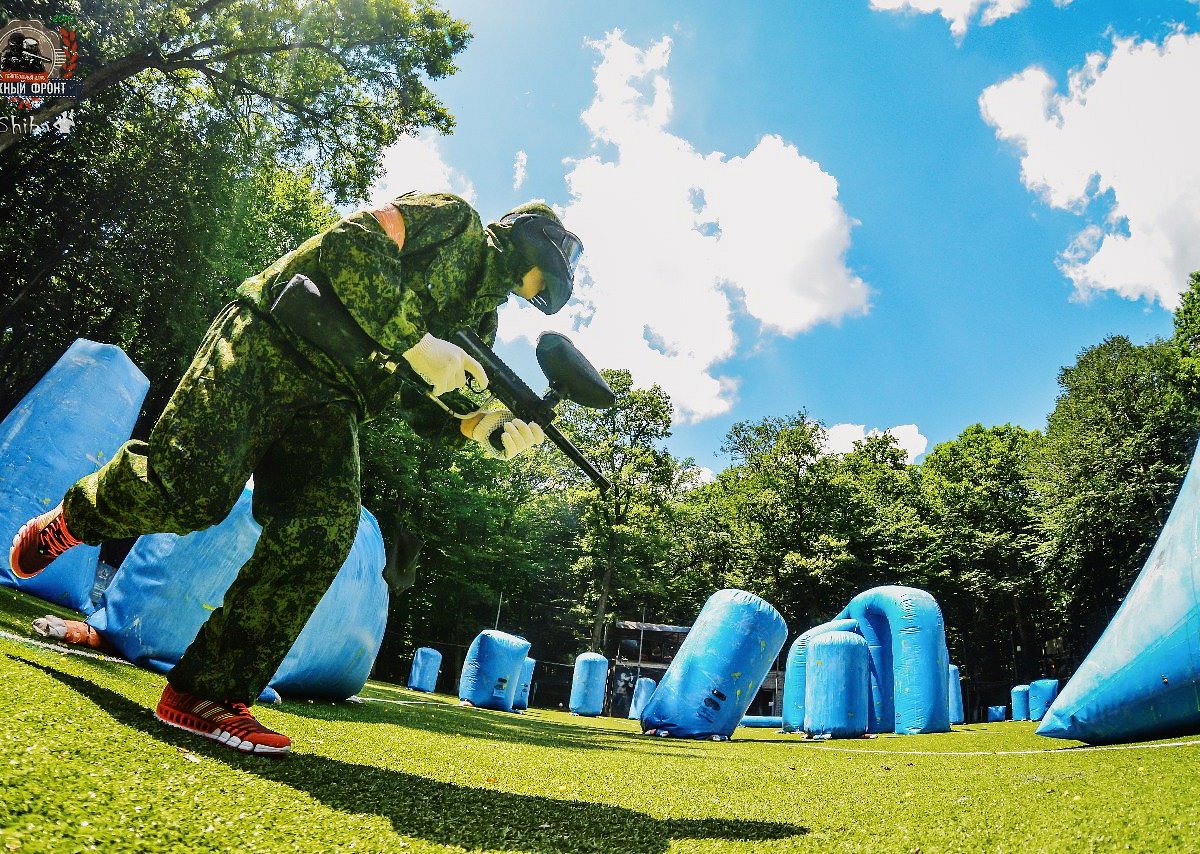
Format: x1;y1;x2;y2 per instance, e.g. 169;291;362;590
469;410;546;460
402;333;488;397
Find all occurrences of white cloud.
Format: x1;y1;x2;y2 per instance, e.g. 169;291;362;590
870;0;1030;38
512;150;528;191
824;423;929;463
367;132;475;207
500;32;868;422
980;31;1200;308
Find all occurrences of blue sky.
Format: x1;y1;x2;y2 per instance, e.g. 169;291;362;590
366;0;1200;474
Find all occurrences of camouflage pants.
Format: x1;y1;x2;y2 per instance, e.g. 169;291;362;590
64;301;363;704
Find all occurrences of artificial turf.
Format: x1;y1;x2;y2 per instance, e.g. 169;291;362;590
1;586;1198;853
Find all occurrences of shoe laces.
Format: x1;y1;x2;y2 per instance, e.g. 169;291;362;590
39;517;79;558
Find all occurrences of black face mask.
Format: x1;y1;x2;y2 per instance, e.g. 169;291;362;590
500;213;584;315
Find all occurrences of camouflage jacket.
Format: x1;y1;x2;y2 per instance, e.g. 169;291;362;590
237;193;520;438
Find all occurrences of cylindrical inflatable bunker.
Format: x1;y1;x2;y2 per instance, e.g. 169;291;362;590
836;586;950;734
513;657;537;711
459;630;531;711
781;618;858;733
87;487;388;699
639;589;788;739
0;340;149;614
948;664;965;725
987;705;1007;722
408;647;442;693
1028;678;1059;722
739;715;783;728
804;630;870;739
628;677;657;720
1011;685;1031;721
569;652;608;716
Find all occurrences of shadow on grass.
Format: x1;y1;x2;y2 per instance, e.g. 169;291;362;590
12;655;808;853
279;692;652;755
280;691;720;760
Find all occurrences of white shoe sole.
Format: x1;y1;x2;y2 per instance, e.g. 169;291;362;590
154;712;291;755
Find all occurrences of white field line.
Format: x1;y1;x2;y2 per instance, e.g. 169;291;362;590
359;695;444;708
0;628;133;665
6;629;1193;755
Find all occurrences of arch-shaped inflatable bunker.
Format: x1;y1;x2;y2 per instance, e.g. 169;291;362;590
570;652;608;716
628;676;657;720
513;657;537;711
459;630;530;711
781;618;859;733
408;647;442;693
804;630;870;739
948;664;965;725
1028;678;1059;722
1;340;149;613
835;586;950;734
639;589;787;739
1011;685;1030;721
87;486;388;699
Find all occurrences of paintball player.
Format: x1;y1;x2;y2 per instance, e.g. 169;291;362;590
2;33;48;73
9;192;583;755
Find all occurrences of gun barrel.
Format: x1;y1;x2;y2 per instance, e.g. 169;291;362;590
543;422;611;492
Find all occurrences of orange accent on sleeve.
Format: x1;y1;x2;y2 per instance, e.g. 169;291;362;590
370;205;407;250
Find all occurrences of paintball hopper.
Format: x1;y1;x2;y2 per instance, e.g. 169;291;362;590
535;332;615;410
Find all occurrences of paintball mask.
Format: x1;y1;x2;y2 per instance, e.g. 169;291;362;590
501;212;583;315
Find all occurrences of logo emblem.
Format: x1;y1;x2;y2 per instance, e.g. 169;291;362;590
0;18;81;110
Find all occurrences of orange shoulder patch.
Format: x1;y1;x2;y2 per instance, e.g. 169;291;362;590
370;205;406;250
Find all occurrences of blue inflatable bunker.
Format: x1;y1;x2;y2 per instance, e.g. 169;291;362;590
570;652;608;716
1028;678;1059;723
639;589;787;739
1039;441;1200;744
804;630;870;739
948;664;965;725
806;628;873;738
628;676;656;720
408;647;442;693
987;705;1007;722
836;586;950;734
0;340;149;613
739;715;783;728
459;630;530;711
1011;685;1030;721
513;657;537;711
87;486;388;699
781;618;859;733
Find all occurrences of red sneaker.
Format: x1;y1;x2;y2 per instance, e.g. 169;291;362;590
9;503;82;579
155;684;291;755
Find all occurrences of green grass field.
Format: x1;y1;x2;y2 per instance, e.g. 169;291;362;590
2;586;1198;853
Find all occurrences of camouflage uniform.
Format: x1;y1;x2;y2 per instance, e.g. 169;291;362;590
62;193;528;704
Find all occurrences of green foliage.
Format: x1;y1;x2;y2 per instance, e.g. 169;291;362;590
1028;333;1200;646
2;0;471;201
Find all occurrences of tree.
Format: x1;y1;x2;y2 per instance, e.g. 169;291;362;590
0;0;470;201
548;369;693;651
917;424;1043;685
1029;334;1200;650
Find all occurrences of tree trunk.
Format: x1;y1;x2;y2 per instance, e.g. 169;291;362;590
590;557;613;653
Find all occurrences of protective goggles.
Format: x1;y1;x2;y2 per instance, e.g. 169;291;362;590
501;213;584;315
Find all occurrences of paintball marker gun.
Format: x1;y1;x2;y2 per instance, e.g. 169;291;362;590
452;329;615;491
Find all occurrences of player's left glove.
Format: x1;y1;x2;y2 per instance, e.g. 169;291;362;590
469;410;546;460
